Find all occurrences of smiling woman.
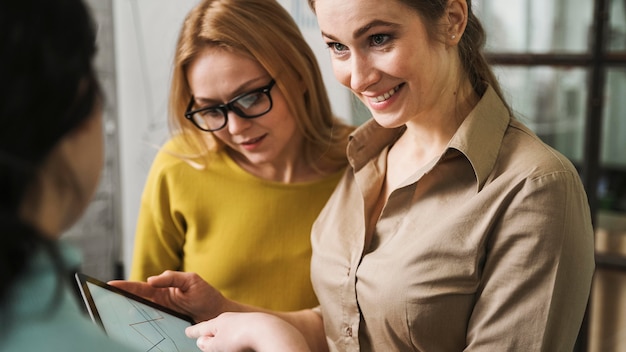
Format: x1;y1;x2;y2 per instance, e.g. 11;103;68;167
307;0;595;350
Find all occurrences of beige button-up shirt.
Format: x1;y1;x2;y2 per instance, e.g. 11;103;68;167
310;86;595;351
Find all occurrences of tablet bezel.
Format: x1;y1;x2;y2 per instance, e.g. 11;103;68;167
74;272;195;331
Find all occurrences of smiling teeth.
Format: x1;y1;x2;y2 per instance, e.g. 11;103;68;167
373;86;399;102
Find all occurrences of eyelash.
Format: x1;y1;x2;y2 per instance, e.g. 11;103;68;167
370;34;390;46
326;42;347;55
326;33;393;56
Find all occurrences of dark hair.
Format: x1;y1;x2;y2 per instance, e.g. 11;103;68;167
0;0;100;307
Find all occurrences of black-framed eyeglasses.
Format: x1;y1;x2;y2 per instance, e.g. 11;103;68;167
184;79;276;132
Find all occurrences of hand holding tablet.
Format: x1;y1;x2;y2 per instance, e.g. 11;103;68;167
74;273;198;351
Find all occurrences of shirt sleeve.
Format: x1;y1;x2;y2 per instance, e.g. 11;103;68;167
466;169;595;351
129;151;186;281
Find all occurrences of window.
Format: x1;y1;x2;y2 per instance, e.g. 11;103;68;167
476;0;626;350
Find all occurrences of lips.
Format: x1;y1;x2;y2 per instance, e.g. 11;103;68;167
240;134;266;146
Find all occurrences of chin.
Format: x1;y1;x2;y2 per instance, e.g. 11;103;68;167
371;114;406;129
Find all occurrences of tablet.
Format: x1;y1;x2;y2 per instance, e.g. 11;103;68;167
74;272;198;351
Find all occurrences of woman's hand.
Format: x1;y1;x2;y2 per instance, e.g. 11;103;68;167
111;272;326;351
109;270;226;322
186;312;311;352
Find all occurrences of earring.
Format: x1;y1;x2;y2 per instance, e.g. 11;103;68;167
451;34;457;39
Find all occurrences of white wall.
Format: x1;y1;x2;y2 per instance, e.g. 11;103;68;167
113;0;350;278
276;0;352;121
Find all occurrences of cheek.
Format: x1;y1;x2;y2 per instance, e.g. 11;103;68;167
266;97;298;131
212;129;228;140
87;113;105;176
207;126;237;149
211;130;234;146
330;60;351;89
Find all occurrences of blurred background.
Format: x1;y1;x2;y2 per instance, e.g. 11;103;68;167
68;1;625;351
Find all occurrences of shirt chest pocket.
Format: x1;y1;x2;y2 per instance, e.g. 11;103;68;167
355;210;485;346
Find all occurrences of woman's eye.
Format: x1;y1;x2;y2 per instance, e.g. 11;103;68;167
236;93;261;109
327;42;348;53
200;109;222;119
370;34;389;46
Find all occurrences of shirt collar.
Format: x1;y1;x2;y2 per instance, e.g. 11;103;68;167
448;85;510;191
347;84;510;192
347;120;404;172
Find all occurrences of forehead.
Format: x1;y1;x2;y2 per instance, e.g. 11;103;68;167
186;47;269;99
189;47;262;74
314;0;419;38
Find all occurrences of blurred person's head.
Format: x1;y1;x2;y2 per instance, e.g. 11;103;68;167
0;0;102;304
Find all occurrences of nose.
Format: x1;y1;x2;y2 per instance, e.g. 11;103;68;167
226;111;252;135
349;52;378;93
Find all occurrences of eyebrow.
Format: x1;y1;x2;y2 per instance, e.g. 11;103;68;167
321;20;398;41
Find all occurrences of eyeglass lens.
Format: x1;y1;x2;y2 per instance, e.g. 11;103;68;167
187;82;274;132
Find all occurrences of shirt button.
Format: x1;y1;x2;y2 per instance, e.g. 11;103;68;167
347;267;350;276
345;326;353;337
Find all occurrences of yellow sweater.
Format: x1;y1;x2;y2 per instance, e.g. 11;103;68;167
130;138;344;311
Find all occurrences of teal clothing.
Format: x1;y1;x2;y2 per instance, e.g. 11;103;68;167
0;241;139;352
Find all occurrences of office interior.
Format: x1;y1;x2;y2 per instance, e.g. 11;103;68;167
64;1;625;351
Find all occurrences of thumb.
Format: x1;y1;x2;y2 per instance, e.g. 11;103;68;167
185;320;216;339
148;270;197;291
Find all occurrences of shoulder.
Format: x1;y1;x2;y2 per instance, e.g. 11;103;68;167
2;274;138;352
502;119;578;179
483;117;589;210
1;319;138;352
147;136;226;178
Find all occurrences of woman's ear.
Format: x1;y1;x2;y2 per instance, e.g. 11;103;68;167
446;0;469;45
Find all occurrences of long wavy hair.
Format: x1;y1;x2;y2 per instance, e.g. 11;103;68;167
168;0;353;173
0;0;100;312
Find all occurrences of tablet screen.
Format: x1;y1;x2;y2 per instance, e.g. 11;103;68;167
74;273;198;351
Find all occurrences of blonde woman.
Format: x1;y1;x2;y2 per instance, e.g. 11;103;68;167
129;0;354;312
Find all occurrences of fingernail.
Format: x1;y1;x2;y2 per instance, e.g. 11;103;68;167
196;337;205;350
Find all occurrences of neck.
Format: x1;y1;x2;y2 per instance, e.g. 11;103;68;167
403;78;479;154
19;174;76;241
227;144;326;184
385;79;479;188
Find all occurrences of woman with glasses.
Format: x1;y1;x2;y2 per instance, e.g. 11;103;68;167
0;0;139;350
128;0;354;312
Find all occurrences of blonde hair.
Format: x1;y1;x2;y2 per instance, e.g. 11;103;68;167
168;0;353;173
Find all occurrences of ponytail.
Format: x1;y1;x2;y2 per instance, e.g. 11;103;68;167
458;3;511;113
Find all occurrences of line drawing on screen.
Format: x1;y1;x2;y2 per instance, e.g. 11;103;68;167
88;282;197;351
125;299;181;351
